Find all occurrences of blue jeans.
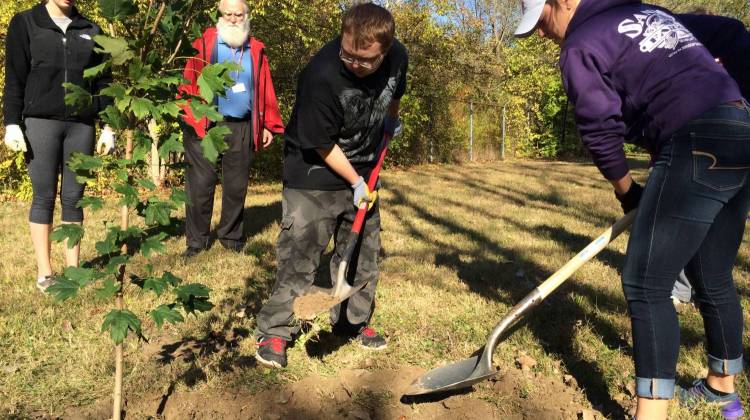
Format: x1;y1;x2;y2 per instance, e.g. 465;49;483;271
622;103;750;399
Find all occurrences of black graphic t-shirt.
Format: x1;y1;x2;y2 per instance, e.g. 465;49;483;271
283;36;408;190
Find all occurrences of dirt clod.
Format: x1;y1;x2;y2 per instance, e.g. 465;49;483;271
293;291;340;320
515;354;537;371
578;409;596;420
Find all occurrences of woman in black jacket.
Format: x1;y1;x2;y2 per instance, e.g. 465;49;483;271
3;0;114;292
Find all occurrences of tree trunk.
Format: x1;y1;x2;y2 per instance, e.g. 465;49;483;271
148;120;163;187
112;129;133;420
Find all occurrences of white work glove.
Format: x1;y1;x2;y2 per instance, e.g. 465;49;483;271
96;126;115;155
3;124;27;152
352;176;378;210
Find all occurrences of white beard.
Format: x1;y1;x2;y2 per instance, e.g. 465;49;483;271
217;19;250;48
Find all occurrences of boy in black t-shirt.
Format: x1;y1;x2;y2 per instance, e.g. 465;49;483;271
255;2;408;368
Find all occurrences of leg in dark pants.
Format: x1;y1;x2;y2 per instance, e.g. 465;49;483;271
622;104;750;399
256;189;344;341
329;200;381;332
183;121;253;249
216;121;253;248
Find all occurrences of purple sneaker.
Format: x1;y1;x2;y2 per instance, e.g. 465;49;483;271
678;379;744;419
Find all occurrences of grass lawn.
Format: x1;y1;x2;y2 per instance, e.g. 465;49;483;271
0;158;748;419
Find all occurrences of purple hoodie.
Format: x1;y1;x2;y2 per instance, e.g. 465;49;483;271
677;14;750;100
561;0;742;180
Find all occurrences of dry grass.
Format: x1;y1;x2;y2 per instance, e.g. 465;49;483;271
0;158;748;419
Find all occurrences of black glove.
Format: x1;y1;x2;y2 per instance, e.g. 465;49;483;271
615;181;643;214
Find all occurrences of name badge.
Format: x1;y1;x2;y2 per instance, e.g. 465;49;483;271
231;83;246;93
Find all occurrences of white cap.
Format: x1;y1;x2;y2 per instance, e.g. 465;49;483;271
514;0;546;37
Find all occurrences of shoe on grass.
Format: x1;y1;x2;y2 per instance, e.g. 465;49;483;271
36;275;56;293
355;326;387;350
678;378;744;419
255;336;287;368
181;246;206;258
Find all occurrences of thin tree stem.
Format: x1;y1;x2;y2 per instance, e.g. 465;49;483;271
112;129;133;420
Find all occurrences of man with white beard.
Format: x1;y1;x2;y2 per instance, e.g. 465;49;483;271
178;0;284;257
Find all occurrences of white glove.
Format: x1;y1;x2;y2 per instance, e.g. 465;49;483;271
96;126;115;155
4;124;27;152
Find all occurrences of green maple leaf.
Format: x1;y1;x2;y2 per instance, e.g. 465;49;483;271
161;272;181;287
63;266;97;287
83;61;109;79
119;226;145;240
140;232;168;257
77;196;104;211
50;224;85;249
100;105;128;130
46;276;81;301
67;153;104;183
196;62;237;103
189;101;223;122
130;97;158;120
63;83;93;110
169;188;189;206
100;84;128;100
144;199;175;226
138;178;156;191
101;309;142;344
93;35;134;66
158;101;183;118
201;125;230;164
95;278;120;299
175;284;213;314
158;133;183;159
142;275;166;296
103;254;130;275
115;183;139;207
149;304;185;328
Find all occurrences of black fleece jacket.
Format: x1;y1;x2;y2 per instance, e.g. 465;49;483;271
3;4;111;125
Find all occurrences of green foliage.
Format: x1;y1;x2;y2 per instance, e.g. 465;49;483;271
200;125;231;164
40;0;225;351
149;304;185;328
50;224;85;249
102;309;142;344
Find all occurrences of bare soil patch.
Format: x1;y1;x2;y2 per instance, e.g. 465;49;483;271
61;364;606;420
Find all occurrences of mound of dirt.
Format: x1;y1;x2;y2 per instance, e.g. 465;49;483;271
293;290;341;320
61;365;606;420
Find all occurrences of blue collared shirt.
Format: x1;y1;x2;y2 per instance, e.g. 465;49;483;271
216;36;253;119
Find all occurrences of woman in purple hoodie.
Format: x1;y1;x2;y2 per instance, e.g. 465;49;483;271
515;1;749;419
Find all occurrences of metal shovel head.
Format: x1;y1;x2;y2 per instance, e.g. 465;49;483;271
403;353;498;396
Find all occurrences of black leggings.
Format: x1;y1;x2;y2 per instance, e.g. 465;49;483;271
25;118;95;224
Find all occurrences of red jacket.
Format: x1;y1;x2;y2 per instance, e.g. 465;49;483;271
179;28;284;150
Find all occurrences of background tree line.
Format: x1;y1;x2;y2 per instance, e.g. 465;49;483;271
1;0;748;198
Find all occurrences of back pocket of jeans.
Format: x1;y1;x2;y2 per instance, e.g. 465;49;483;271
692;134;750;191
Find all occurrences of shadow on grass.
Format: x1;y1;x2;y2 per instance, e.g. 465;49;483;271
243;199;282;238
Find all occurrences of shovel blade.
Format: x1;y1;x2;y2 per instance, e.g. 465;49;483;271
403;354;498;396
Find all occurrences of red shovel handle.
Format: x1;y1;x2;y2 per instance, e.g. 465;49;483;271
351;133;392;234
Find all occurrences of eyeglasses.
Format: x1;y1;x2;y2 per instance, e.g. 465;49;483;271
339;48;384;70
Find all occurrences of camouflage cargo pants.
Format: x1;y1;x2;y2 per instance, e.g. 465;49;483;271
255;187;381;341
